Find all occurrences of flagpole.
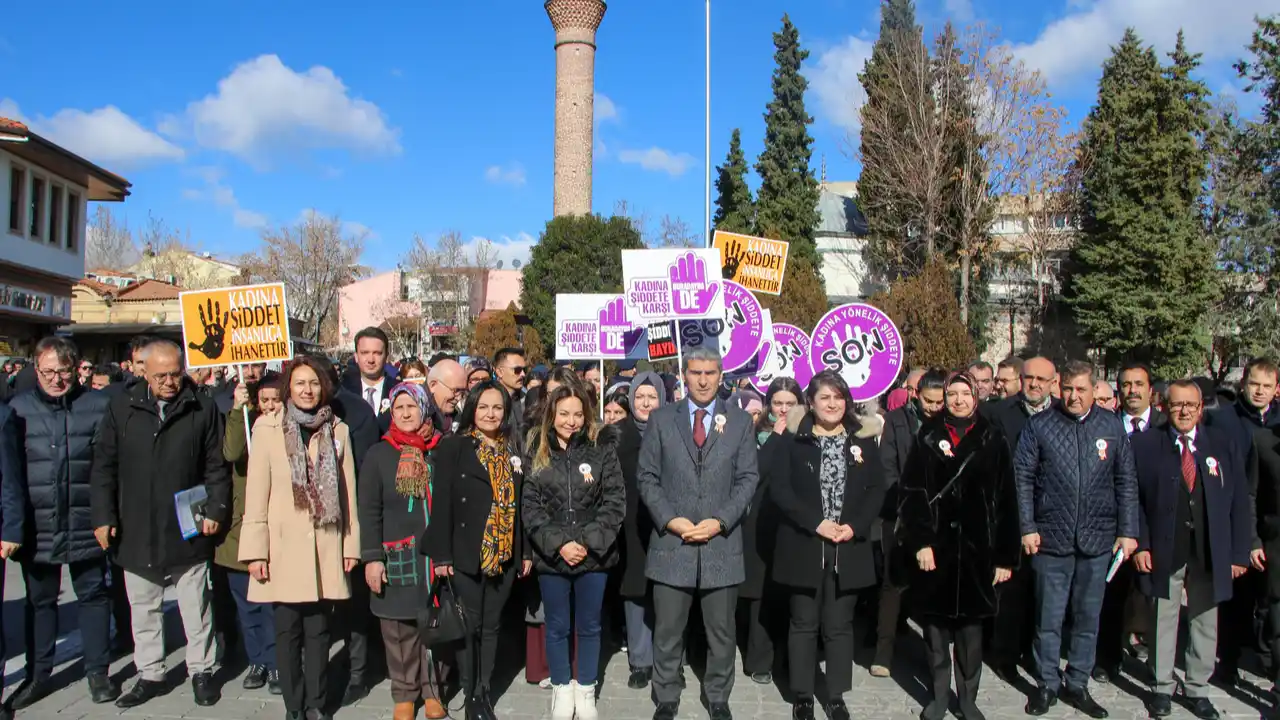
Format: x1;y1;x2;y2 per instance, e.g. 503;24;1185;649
704;0;712;249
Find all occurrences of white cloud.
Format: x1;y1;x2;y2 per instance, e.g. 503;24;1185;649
184;167;268;229
1013;0;1274;85
944;0;975;22
806;37;874;133
0;98;183;166
484;162;527;187
617;147;696;177
595;93;619;124
469;232;536;269
295;208;377;239
169;54;400;165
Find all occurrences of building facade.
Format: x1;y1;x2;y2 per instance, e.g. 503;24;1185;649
0;117;130;357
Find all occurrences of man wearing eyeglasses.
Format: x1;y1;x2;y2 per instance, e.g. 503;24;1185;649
1132;380;1250;720
425;358;467;434
5;337;119;709
985;356;1059;686
494;347;528;431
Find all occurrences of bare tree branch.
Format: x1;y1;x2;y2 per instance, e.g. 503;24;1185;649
85;205;139;272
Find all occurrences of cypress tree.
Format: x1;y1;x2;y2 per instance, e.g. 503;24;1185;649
1068;29;1215;376
753;14;822;269
712;128;755;234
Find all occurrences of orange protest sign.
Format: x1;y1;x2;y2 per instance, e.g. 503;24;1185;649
713;231;789;295
180;282;292;368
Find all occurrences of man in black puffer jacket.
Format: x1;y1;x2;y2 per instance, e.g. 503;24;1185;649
1015;361;1138;719
5;337;119;709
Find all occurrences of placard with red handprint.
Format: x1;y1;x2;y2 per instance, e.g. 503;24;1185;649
554;294;647;361
808;303;903;403
622;248;724;321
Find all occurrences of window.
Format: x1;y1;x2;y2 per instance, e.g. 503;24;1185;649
29;175;44;239
49;185;62;246
8;165;23;233
65;192;79;250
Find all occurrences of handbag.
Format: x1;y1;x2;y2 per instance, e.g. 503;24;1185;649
418;575;468;648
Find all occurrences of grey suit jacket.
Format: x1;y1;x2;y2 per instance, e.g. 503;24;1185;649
637;398;759;589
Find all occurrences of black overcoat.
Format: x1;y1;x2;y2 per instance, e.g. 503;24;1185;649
897;414;1021;620
740;431;784;600
359;440;436;621
615;417;651;598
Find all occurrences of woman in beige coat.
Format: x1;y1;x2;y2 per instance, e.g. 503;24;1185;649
239;355;360;720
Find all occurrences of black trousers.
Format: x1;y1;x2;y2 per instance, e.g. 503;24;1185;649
108;562;132;650
1096;561;1147;671
451;566;516;695
985;563;1033;669
652;582;737;705
788;562;857;702
23;559;112;679
874;533;906;666
923;619;983;708
1219;571;1264;673
275;602;332;713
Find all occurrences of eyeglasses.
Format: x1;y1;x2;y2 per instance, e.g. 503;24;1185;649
1168;401;1201;412
1021;374;1055;384
448;384;467;398
37;368;74;381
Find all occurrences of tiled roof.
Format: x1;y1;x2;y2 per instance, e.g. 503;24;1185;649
77;278;121;297
0;117;29;137
115;279;180;301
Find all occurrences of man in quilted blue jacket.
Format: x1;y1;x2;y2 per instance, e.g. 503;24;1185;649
1015;360;1139;719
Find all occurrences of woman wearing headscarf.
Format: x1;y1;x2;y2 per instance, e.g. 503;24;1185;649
898;372;1020;720
240;356;361;720
358;382;449;720
770;371;886;720
737;378;803;685
616;371;664;688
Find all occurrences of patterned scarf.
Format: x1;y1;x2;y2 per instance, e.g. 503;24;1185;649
469;428;516;576
283;401;342;526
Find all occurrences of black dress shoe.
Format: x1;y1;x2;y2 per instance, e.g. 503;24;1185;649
792;699;816;720
751;671;773;684
1024;688;1057;716
956;701;986;720
116;679;166;709
341;681;369;707
1059;686;1108;719
920;698;948;720
993;663;1020;685
653;702;679;720
192;671;220;707
243;664;268;690
1146;693;1172;718
268;669;282;695
87;673;120;704
824;698;852;720
628;666;652;689
7;678;52;710
709;702;733;720
465;689;496;720
1184;697;1220;720
1091;665;1115;684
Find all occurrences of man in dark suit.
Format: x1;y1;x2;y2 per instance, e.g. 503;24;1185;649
1132;380;1251;720
1095;362;1166;682
637;347;759;720
984;355;1058;683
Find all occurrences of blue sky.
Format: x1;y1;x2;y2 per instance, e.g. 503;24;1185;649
1;0;1271;272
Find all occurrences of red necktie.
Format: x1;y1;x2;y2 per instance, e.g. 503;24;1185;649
1179;434;1196;492
694;409;707;448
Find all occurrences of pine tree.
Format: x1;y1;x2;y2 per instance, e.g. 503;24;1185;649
713;129;755;234
754;14;822;269
519;214;646;351
857;0;925;277
1067;28;1215;376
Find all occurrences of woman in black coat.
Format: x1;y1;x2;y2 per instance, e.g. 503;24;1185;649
421;380;532;719
770;371;886;720
898;372;1020;720
358;382;450;720
738;378;802;685
616;372;665;689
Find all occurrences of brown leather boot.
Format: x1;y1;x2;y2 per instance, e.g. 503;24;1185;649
422;698;447;719
393;701;415;720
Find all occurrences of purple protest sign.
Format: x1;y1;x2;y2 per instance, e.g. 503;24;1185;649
720;281;765;372
808;303;903;402
622;249;724;321
751;323;813;394
555;294;647;361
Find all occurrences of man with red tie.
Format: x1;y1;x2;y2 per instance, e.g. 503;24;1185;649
1131;380;1252;720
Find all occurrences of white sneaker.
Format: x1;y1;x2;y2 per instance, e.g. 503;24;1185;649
550;682;575;720
573;680;598;720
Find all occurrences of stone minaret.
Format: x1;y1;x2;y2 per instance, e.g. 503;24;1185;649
545;0;606;217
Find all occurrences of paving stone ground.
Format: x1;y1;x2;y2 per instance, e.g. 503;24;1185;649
1;563;1272;720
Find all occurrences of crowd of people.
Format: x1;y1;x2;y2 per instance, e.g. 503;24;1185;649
1;328;1279;720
